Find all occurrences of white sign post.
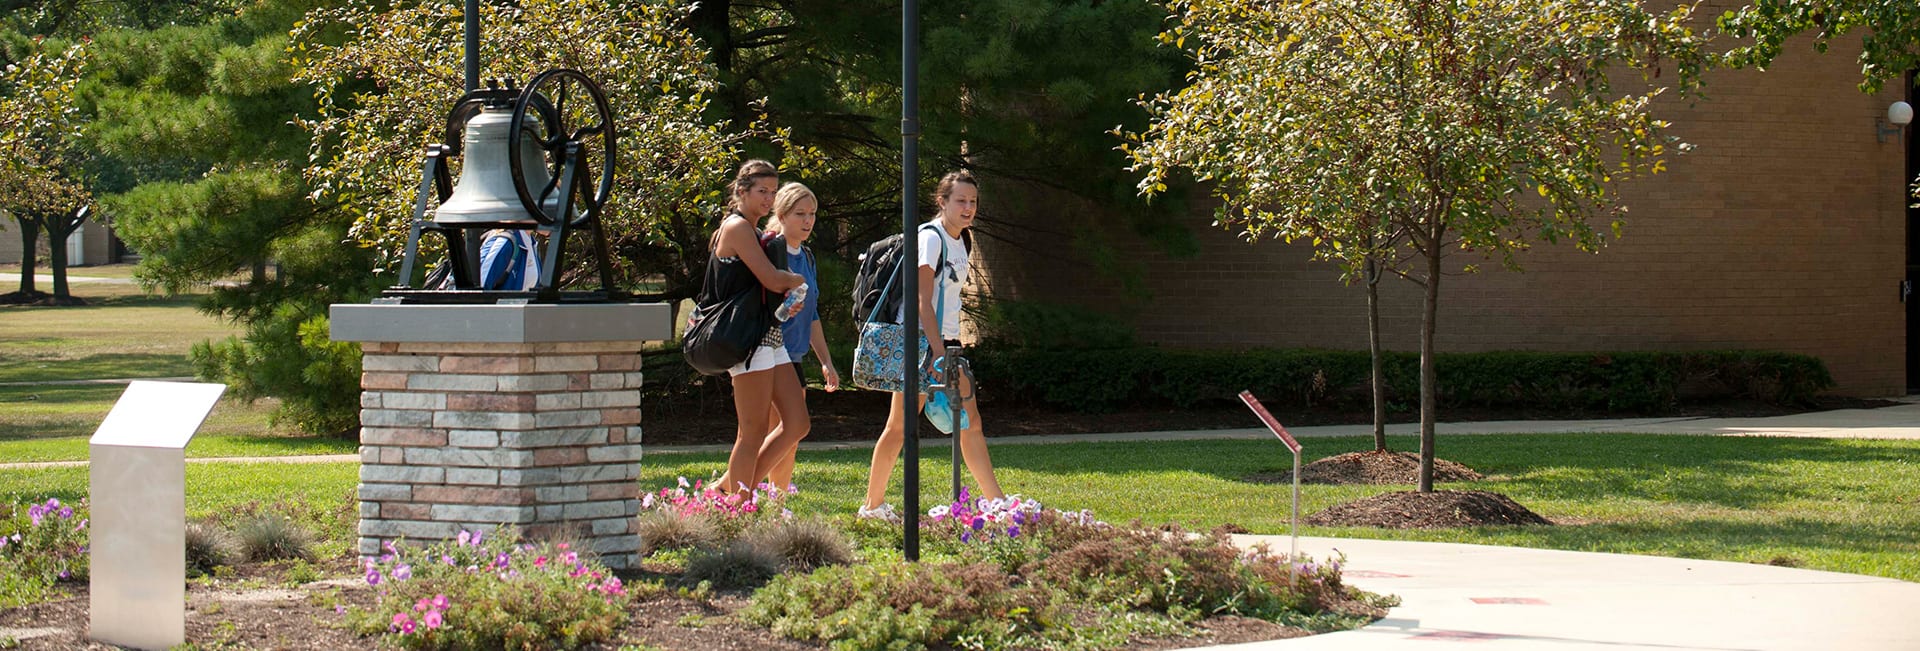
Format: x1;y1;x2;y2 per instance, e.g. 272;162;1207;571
1239;391;1304;568
88;381;225;651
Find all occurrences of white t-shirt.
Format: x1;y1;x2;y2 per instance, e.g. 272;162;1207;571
897;222;967;339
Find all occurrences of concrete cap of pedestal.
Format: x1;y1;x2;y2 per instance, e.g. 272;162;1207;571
329;303;672;343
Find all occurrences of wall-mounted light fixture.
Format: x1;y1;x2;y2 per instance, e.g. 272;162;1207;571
1877;101;1913;143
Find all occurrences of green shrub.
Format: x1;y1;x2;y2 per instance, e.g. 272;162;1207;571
972;347;1836;413
636;510;717;555
683;540;781;589
185;522;241;577
234;514;312;562
191;313;362;437
347;530;638;650
0;499;89;608
741;518;854;571
975;300;1137;350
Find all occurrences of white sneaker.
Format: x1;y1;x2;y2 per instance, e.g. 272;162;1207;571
857;503;899;522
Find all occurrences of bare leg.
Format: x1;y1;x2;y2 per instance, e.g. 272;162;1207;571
724;368;777;495
952;371;1003;500
763;402;799;490
753;364;810;483
862;391;924;509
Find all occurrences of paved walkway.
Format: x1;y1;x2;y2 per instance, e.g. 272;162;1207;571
1205;536;1920;650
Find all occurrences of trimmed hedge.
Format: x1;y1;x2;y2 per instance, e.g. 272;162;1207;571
968;347;1835;413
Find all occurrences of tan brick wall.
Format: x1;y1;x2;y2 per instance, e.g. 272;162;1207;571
354;340;646;568
970;29;1910;397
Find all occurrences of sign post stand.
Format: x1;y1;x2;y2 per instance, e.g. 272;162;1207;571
1239;390;1303;567
88;381;225;651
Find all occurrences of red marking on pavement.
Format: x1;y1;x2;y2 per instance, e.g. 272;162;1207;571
1470;597;1548;605
1412;630;1508;642
1238;391;1301;453
1344;570;1412;578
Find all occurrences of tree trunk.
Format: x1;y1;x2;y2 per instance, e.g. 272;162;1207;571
1367;255;1387;452
1418;243;1441;493
252;259;268;286
47;226;70;299
15;215;40;295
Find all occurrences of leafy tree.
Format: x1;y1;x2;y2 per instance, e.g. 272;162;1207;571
291;0;747;290
1718;0;1920;94
83;0;377;435
1122;0;1710;490
0;40;91;303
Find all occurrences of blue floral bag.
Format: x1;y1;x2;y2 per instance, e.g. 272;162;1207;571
851;225;946;393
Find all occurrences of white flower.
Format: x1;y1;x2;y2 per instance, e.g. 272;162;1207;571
928;505;950;518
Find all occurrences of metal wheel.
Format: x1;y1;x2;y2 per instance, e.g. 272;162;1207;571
508;68;617;226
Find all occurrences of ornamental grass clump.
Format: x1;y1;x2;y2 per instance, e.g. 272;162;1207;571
636;509;717;555
741;518;853;572
234;514;313;562
346;529;643;650
184;522;241;577
0;498;89;608
683;540;782;589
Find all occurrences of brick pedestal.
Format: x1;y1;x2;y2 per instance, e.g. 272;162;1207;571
331;303;671;569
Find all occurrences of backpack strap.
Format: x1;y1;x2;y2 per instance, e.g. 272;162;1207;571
865;223;949;325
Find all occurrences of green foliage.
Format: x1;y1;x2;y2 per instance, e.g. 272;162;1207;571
291;0;746;285
233;514;313;562
1718;0;1920;93
0;498;89;608
192;313;364;437
743;513;1385;650
349;531;635;651
184;522;241;577
974;300;1136;351
972;347;1836;413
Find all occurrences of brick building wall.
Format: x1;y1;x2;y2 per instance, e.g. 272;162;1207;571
969;30;1911;396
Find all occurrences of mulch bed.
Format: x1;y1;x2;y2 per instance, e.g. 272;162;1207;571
0;562;1357;650
1245;450;1485;485
1304;490;1554;529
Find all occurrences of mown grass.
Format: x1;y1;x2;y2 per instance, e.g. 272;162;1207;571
3;433;1914;581
0;384;286;444
0;288;236;382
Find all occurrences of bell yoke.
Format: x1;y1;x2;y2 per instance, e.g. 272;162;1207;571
387;69;621;303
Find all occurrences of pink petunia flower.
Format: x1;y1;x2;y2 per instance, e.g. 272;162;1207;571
432;594;450;610
422;610;443;629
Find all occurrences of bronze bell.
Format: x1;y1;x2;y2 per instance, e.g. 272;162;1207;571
434;106;557;224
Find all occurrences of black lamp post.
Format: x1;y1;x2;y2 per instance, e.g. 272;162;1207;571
465;0;480;92
900;0;922;562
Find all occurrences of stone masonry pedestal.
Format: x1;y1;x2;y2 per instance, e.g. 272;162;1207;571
330;303;670;569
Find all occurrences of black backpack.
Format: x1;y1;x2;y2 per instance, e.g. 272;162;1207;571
851;223;969;324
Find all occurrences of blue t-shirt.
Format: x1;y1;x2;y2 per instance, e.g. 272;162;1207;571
781;244;819;361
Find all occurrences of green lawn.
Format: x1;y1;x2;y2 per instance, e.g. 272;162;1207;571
2;433;1915;581
0;384;290;449
0;291;238;383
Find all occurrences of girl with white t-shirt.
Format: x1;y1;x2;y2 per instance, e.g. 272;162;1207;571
859;170;1007;520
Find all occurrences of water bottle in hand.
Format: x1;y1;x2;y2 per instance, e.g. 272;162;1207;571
776;283;808;322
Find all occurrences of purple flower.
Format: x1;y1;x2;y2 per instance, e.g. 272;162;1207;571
74;519;86;532
494;552;510;568
57;507;72;519
1007;524;1021;538
970;516;986;531
365;568;383;586
335;604;347;614
457;531;472;547
46;498;59;509
471;530;484;546
57;570;68;580
392;564;412;581
960;531;972;543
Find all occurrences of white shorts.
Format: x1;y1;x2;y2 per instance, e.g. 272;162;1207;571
728;344;791;376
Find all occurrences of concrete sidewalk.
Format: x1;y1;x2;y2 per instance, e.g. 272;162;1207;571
1205;536;1920;650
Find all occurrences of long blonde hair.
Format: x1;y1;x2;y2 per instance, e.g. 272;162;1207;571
764;182;817;232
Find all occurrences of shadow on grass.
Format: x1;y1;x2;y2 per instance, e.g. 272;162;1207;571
0;353;195;383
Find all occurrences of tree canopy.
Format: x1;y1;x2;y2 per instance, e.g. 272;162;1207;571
1121;0;1711;490
0;39;91;300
